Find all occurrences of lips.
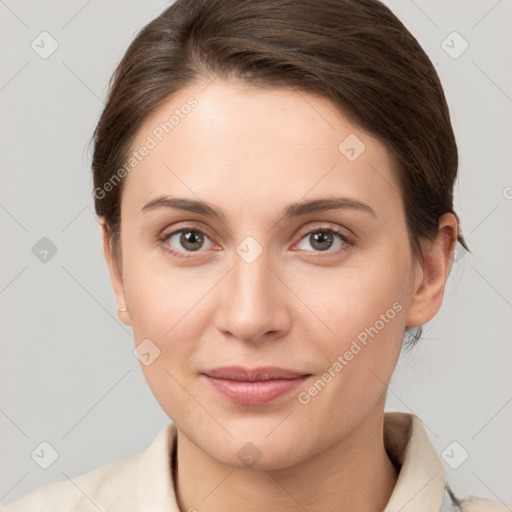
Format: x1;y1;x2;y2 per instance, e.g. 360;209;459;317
201;366;312;406
203;366;309;381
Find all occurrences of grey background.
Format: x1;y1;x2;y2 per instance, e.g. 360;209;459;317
1;0;511;507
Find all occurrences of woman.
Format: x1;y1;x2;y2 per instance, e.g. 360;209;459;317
3;0;509;511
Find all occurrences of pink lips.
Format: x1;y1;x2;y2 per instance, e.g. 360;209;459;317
201;366;311;406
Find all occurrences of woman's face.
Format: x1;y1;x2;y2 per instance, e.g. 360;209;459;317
104;78;428;469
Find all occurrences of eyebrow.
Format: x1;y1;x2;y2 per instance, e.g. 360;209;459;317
141;195;376;221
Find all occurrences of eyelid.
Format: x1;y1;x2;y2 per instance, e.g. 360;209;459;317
294;222;357;244
159;221;216;243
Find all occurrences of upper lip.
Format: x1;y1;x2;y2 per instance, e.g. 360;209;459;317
202;366;310;382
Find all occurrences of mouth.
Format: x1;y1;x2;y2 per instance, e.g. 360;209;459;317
201;366;312;406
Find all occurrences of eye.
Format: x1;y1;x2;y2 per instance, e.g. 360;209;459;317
159;227;215;258
294;226;355;254
158;223;356;260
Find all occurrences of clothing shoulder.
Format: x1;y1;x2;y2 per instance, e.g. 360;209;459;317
2;450;143;512
458;496;512;512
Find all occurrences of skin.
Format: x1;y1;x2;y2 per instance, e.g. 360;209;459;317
100;78;457;512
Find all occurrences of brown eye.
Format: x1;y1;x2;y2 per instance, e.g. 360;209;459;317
161;227;214;257
309;230;334;251
179;230;205;251
295;227;351;254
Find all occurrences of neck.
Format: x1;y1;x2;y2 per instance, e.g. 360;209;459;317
173;405;399;512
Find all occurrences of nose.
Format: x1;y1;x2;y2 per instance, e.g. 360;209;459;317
214;245;292;344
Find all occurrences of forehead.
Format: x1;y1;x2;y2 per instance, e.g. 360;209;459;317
123;78;401;218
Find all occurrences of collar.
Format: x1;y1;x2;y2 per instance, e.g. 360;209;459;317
135;412;447;512
383;412;446;511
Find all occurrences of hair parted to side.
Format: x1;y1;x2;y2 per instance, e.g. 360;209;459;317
91;0;467;345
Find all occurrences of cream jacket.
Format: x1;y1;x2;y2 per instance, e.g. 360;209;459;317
2;412;509;511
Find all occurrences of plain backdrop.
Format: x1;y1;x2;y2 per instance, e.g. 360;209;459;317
1;0;511;507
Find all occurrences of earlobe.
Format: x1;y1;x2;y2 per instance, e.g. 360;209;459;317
99;218;132;326
405;213;458;328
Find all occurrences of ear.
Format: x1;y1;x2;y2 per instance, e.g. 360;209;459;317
405;213;458;328
100;217;132;326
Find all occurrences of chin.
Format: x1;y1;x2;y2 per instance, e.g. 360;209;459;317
211;440;309;472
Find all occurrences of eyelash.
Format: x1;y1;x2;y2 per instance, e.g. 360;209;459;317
157;223;357;260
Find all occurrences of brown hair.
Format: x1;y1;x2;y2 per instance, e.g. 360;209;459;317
91;0;467;342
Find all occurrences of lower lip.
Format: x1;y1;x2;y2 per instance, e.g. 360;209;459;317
202;375;311;406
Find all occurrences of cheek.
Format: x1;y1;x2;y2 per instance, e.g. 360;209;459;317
122;249;213;336
122;257;219;397
122;263;207;420
298;252;410;344
294;273;407;434
298;249;410;394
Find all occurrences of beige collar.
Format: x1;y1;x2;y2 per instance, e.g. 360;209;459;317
383;412;446;511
